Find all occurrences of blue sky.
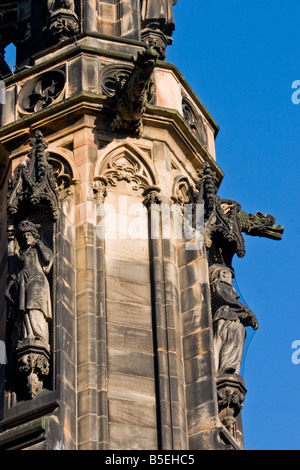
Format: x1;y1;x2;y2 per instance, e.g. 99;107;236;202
3;0;300;451
168;0;300;451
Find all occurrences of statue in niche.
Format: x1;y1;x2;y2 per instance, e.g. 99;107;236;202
49;0;75;11
141;0;177;35
5;130;59;399
209;264;258;376
6;220;54;348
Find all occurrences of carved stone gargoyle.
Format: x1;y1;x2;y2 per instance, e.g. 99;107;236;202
194;162;284;269
6;131;59;399
111;48;158;135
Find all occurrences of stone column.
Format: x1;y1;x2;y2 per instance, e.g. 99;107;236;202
92;176;109;449
143;186;188;449
143;186;172;448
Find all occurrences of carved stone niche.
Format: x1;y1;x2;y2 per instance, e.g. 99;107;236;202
17;69;66;116
217;374;247;444
6;131;60;401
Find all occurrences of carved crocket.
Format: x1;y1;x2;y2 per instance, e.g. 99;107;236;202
111;48;158;135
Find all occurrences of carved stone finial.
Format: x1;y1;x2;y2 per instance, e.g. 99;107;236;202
111;48;158;135
7;131;60;221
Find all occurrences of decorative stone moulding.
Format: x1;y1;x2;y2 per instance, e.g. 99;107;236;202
171;175;194;207
7;131;60;221
141;28;170;60
17;69;66;116
16;338;51;399
102;152;154;192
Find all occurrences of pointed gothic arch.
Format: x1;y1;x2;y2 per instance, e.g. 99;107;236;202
171;174;195;206
95;141;157;192
47;149;80;191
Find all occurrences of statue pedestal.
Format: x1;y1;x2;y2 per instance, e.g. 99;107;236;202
141;27;170;59
16;338;51;400
49;9;80;43
216;373;247;447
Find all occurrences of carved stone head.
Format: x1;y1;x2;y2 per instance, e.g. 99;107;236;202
209;264;235;285
16;221;41;249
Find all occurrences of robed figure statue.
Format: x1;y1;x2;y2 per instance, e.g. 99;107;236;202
6;220;54;348
209;264;258;376
141;0;177;36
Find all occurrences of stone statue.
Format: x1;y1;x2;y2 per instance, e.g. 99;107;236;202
209;264;258;376
6;221;54;347
141;0;177;35
49;0;75;12
5;131;59;398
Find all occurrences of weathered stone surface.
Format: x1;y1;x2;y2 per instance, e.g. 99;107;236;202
109;423;157;450
0;0;277;452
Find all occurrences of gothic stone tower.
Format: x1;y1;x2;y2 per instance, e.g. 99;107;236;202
0;1;284;450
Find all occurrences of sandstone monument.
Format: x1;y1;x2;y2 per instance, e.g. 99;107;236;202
0;0;283;450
